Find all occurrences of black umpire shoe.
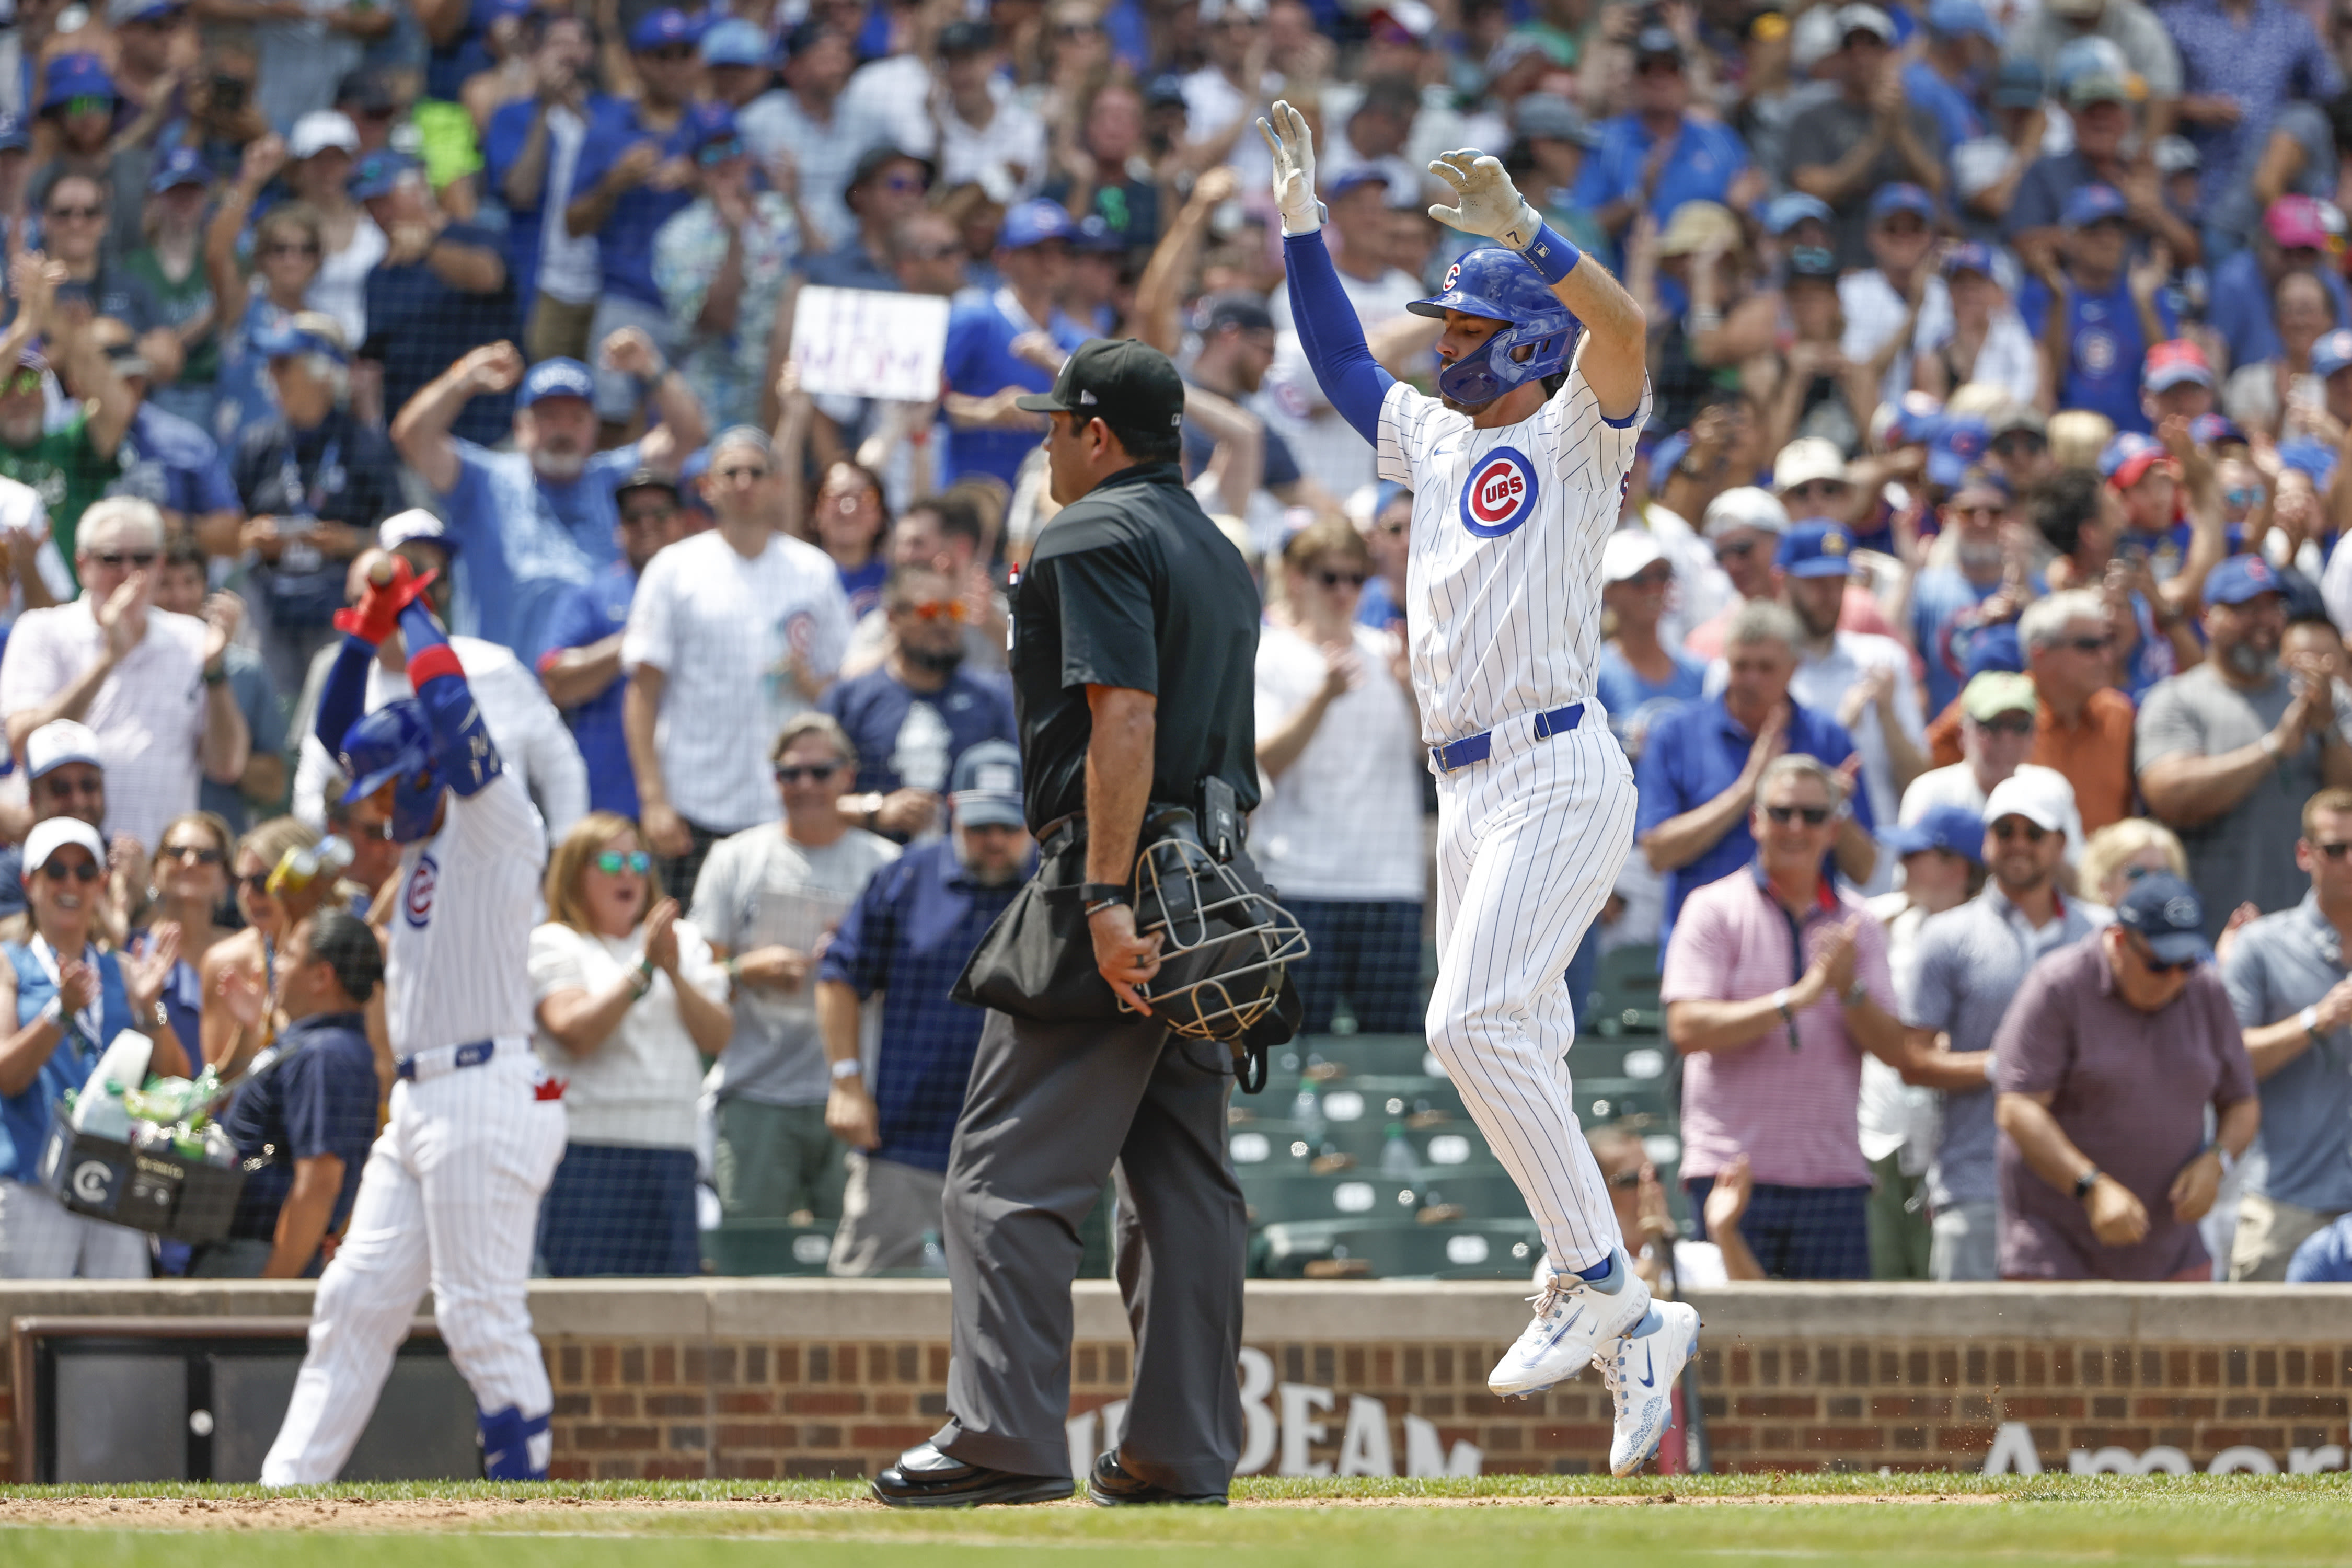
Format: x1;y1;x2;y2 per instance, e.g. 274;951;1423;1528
1087;1449;1230;1507
870;1443;1073;1508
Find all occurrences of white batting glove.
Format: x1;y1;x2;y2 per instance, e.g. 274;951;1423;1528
1428;149;1543;252
1258;98;1324;237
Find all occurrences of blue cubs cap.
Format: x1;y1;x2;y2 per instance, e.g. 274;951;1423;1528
148;145;209;194
346;150;416;202
250;318;349;363
2192;412;2247;448
1884;401;1944;448
1992;56;2044;108
1941;240;1997;279
999;198;1075;250
1762;191;1833;236
628;7;698;50
1928;413;1990;488
949;739;1024;828
678;99;739;150
1964;621;2024;678
2315;329;2352;379
1867;182;1935;224
2098;430;2163;480
1884;803;1987;864
2202;553;2282;607
2063;183;2129;229
2280;436;2338;487
0;113;26;153
1925;0;1998;39
2115;872;2206;964
700;17;771;65
39;53;116;112
1777;519;1858;578
1323;166;1389;203
519;356;595;407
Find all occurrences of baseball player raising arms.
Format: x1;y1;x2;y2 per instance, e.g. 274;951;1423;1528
260;554;563;1485
1261;102;1698;1474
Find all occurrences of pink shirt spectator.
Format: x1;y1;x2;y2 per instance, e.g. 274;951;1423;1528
0;597;210;852
1659;864;1895;1189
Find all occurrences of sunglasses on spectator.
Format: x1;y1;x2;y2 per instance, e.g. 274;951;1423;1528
264;240;321;258
1635;57;1682;75
62;97;110;118
2127;933;2196;975
38;860;101;882
1785;480;1849;502
1948;504;2001;522
1763;804;1831;826
900;241;962;261
1991;820;2047;843
1316;569;1367;589
2313;841;2352;860
621;503;675;525
159;844;224;866
1055;19;1101;35
2062;634;2111;653
594;850;651;875
90;549;157;568
895;598;967;622
695;137;744;167
1978;714;2034;737
775;763;844;783
1715;538;1757;561
1606;1168;1642;1190
236;871;275;893
645;43;696;59
2225;485;2264;510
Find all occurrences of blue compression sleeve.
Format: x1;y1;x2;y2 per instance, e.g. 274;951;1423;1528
1284;230;1397;446
314;636;376;756
399;600;505;796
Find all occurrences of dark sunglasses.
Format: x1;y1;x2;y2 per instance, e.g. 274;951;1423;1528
1979;714;2035;737
645;43;696;59
775;763;844;783
622;504;676;525
695;137;744;168
1635;56;1682;75
1607;1168;1642;1190
1316;570;1368;589
236;871;275;893
159;844;224;865
900;241;962;262
2127;934;2196;975
41;774;102;797
63;96;111;118
264;241;321;258
1055;20;1101;35
90;550;157;568
594;850;651;875
1786;479;1850;500
39;859;101;882
46;202;103;221
1991;433;2047;456
1715;538;1757;561
1764;804;1831;826
2063;635;2112;653
1991;820;2047;843
2313;841;2352;861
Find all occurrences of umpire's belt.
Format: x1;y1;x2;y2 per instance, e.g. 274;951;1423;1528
396;1040;497;1082
1429;702;1584;774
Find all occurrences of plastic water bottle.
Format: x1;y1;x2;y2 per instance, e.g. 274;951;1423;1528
1378;1122;1418;1178
1289;1082;1324;1147
918;1230;948;1276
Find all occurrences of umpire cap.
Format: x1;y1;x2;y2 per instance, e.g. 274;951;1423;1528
1015;338;1185;434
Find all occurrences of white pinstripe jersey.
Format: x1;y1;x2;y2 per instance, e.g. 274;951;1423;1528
1375;352;1651;746
386;768;547;1057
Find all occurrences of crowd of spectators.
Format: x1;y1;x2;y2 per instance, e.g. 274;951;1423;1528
3;0;2352;1286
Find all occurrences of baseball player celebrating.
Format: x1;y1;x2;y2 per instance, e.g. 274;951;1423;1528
260;554;563;1485
1261;102;1698;1474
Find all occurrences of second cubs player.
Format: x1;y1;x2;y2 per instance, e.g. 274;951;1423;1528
260;554;564;1485
1261;101;1699;1474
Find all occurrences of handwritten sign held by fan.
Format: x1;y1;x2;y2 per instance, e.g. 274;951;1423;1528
789;286;951;402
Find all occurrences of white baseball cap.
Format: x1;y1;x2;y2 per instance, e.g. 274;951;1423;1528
379;509;454;555
24;815;104;873
1601;530;1670;584
288;110;360;161
1772;439;1851;494
1702;486;1791;540
1984;770;2074;837
25;719;101;780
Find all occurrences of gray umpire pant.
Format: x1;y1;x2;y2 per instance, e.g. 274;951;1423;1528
929;1005;1247;1496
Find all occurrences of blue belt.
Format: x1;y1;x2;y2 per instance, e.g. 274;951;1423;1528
395;1040;497;1080
1428;703;1585;774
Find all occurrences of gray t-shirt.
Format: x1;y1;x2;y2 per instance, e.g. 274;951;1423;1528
690;825;899;1107
1783;96;1947;269
2135;662;2324;936
2219;893;2352;1213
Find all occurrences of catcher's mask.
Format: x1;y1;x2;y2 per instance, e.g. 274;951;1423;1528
1124;812;1309;1063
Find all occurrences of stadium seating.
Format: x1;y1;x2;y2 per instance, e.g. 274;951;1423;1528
701;1220;838;1276
1254;1217;1544;1279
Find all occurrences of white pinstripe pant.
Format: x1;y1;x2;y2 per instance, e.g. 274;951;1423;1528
1425;716;1636;1275
261;1044;567;1485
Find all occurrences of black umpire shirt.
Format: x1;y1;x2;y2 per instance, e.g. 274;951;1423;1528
1010;462;1261;831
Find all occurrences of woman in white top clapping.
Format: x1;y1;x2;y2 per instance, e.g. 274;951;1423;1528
531;813;732;1276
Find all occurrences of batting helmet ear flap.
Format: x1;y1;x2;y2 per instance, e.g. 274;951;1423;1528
1409;245;1582;406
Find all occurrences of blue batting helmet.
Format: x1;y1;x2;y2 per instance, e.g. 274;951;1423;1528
1409;246;1579;406
337;699;445;841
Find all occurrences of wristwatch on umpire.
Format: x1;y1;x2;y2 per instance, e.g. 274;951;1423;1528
1081;883;1132;915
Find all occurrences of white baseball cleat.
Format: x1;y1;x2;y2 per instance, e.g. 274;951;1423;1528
1486;1246;1652;1398
1599;1300;1703;1476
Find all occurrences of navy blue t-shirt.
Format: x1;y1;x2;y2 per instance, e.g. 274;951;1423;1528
218;1010;381;1262
2015;272;2177;434
816;838;1029;1171
110;401;238;520
482;93;629;306
537;557;640;818
362;221;520;449
818;664;1018;802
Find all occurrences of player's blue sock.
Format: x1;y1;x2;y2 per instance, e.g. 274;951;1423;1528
1575;1254;1616;1284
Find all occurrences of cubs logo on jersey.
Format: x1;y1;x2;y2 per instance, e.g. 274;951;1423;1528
404;853;439;929
1459;446;1540;537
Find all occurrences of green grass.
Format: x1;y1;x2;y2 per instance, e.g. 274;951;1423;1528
2;1475;2350;1566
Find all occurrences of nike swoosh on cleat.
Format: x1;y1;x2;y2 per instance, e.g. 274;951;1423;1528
1534;1305;1584;1354
1636;1342;1656;1389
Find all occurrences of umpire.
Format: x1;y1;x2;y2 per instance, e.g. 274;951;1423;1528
873;339;1264;1509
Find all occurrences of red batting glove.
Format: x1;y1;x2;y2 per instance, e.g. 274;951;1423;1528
331;560;439;644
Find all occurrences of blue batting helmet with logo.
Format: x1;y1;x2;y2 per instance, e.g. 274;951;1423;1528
1408;246;1579;406
337;699;445;841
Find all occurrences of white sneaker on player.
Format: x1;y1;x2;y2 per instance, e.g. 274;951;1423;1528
1486;1245;1652;1398
1598;1299;1703;1476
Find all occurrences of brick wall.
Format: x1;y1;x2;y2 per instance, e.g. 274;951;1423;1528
6;1282;2350;1482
